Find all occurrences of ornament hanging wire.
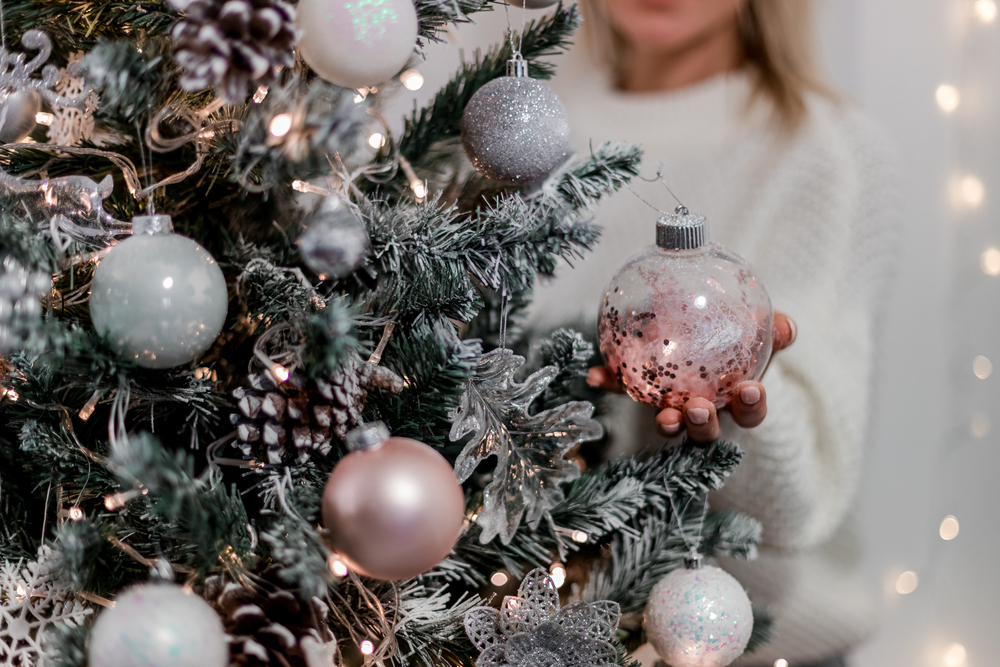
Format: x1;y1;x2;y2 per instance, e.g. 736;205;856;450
666;488;710;568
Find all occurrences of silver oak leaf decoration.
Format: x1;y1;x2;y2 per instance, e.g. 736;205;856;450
0;31;92;111
449;348;603;545
464;568;620;667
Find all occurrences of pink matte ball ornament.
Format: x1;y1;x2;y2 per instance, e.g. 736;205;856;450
644;564;753;667
296;0;418;89
598;207;773;410
322;422;465;580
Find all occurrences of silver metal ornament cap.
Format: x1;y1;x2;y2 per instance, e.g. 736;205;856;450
656;206;708;250
507;54;529;78
345;421;391;452
132;214;174;236
684;552;704;570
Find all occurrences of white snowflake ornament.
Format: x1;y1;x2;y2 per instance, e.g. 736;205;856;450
0;548;92;666
464;568;621;667
49;54;97;146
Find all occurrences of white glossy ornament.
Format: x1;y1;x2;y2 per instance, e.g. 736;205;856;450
598;207;772;410
90;214;228;369
0;89;41;143
88;582;228;667
296;0;418;89
644;566;753;667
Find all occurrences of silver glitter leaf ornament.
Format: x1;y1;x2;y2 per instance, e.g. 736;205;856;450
0;257;50;355
461;57;571;186
449;348;603;544
464;568;620;667
0;31;92;113
297;196;369;279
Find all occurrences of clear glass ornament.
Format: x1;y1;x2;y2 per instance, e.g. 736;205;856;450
89;214;228;369
598;207;773;410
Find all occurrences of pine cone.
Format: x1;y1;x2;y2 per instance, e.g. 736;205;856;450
203;570;336;667
169;0;297;103
230;356;404;463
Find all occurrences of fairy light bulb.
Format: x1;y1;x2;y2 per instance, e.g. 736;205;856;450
269;113;293;137
360;640;375;655
951;175;985;209
975;0;997;22
571;530;589;543
400;69;424;91
328;555;349;577
895;570;919;594
549;563;567;588
490;571;509;586
939;515;960;540
68;507;84;521
936;84;960;113
943;643;967;666
973;355;992;379
980;247;1000;275
368;132;386;149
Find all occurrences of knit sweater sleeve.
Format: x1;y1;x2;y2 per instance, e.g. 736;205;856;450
709;104;899;552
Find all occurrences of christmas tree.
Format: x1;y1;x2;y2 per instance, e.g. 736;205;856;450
0;1;770;666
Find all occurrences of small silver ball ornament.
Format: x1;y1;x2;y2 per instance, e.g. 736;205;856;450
298;196;369;279
90;214;228;369
461;57;571;185
88;582;229;667
0;90;41;144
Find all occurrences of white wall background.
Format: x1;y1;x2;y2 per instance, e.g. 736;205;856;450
381;2;999;665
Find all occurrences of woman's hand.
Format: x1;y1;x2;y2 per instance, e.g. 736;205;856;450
587;313;797;444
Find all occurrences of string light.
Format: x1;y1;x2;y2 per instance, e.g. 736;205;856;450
368;132;386;149
973;355;992;379
943;643;967;666
400;69;424;91
980;247;1000;275
3;387;19;402
549;563;567;588
360;640;375;655
774;661;789;667
975;0;997;22
939;515;960;540
970;413;990;437
951;174;985;209
354;87;371;104
68;507;84;521
328;555;349;577
571;530;589;543
936;84;961;113
35;111;54;126
895;570;919;595
272;364;290;383
269;113;293;137
253;86;269;103
490;571;509;586
411;180;427;200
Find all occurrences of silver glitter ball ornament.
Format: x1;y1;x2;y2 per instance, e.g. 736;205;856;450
461;58;571;185
0;90;41;144
298;197;369;279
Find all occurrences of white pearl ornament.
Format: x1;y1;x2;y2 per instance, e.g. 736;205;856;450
296;0;418;90
88;583;228;667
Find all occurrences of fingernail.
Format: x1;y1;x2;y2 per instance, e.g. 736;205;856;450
787;318;797;345
687;408;710;425
659;421;682;435
586;369;602;388
740;385;761;405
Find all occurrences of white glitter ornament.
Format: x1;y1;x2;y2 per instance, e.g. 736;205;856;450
88;582;228;667
297;196;369;279
90;214;228;369
644;562;753;667
296;0;418;89
598;206;773;410
461;56;571;185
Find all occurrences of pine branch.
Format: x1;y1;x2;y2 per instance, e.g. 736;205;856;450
415;0;492;48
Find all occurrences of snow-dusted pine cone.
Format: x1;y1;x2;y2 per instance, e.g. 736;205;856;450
203;571;336;667
169;0;297;103
230;356;404;463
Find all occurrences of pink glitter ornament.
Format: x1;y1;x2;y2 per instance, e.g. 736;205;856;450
644;562;753;667
598;207;773;410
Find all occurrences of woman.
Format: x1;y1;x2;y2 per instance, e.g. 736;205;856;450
528;1;898;665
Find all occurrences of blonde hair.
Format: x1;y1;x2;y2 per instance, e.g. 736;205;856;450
579;0;832;128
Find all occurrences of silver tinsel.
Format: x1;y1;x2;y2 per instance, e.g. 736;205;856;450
0;168;127;231
449;348;603;545
0;257;50;354
461;70;571;185
169;0;297;103
297;197;369;279
464;568;620;667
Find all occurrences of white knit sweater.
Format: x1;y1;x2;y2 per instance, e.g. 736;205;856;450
529;51;898;665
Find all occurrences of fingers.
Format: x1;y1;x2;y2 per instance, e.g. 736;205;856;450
587;366;625;393
682;398;721;443
773;312;797;352
731;381;767;429
655;408;684;437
